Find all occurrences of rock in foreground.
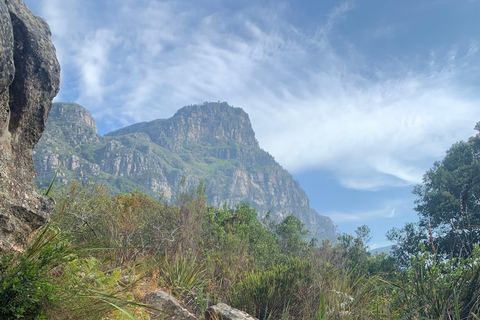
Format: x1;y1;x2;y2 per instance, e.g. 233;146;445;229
0;0;60;252
142;291;197;320
206;303;257;320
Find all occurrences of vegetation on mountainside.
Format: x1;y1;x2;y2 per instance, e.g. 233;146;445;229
3;124;480;319
34;102;337;242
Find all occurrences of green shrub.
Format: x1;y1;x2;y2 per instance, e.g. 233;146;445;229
391;244;480;319
51;182;180;264
229;257;311;319
0;227;74;319
160;252;206;300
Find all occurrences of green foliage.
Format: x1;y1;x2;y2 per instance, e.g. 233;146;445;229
389;126;480;261
309;228;394;319
0;240;69;319
192;287;213;320
23;177;480;319
0;224;152;320
175;181;208;253
391;244;480;319
160;252;206;300
201;203;275;297
0;227;75;319
229;257;312;319
275;214;310;257
51;181;179;263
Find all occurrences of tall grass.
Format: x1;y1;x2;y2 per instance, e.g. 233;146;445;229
7;180;480;319
388;244;480;319
160;252;206;301
229;257;311;319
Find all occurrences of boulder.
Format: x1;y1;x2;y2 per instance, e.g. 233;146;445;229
205;303;257;320
0;0;60;252
142;291;197;320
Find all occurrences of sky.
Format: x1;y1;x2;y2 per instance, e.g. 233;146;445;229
24;0;480;248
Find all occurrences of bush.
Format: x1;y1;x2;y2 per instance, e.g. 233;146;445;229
229;257;311;319
160;252;206;301
0;227;74;319
391;244;480;319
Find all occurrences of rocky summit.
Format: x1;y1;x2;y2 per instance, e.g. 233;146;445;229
33;102;337;241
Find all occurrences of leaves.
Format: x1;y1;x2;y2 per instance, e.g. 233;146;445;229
390;131;480;261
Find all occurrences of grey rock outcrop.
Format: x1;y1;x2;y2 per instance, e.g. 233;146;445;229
34;102;337;242
205;303;257;320
142;291;197;320
0;0;60;252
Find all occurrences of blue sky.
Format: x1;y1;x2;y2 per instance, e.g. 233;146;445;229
24;0;480;248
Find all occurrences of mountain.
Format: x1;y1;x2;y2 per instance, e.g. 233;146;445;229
370;245;393;255
33;102;337;241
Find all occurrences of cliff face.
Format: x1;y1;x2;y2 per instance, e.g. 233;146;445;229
34;102;337;241
0;0;60;252
111;104;259;151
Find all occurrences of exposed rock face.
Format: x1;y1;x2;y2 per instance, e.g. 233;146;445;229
142;291;197;320
0;0;60;252
113;104;259;152
205;303;257;320
34;102;337;241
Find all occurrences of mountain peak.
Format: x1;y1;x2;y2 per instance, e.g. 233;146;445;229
108;102;259;150
174;101;246;119
41;102;99;149
172;102;259;148
49;102;98;133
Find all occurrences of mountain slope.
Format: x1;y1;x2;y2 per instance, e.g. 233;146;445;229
33;102;337;241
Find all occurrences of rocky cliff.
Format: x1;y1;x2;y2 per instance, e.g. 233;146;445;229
0;0;60;252
34;102;336;241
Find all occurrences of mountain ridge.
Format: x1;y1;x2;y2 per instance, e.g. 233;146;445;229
33;102;337;241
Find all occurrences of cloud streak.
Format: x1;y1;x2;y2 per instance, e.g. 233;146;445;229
327;198;411;223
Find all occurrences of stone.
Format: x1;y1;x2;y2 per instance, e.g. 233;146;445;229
205;303;257;320
142;291;197;320
0;0;60;252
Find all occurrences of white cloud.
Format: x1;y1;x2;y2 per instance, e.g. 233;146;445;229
259;70;480;189
328;208;394;223
76;29;117;101
29;0;480;191
327;199;408;223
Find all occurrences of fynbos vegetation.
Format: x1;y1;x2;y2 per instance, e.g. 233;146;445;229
4;121;480;320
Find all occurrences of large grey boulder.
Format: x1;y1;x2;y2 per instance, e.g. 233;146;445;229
142;291;198;320
0;0;60;252
205;303;257;320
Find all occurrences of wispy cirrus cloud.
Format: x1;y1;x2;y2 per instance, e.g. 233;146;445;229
28;0;480;191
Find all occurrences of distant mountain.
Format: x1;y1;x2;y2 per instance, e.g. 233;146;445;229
370;245;393;254
33;102;337;241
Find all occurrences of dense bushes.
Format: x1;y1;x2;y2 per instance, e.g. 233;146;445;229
230;257;311;319
2;180;480;319
389;245;480;319
0;229;73;319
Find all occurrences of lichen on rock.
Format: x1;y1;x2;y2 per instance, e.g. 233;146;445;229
0;0;60;252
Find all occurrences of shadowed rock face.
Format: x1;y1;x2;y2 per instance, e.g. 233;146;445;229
0;0;60;252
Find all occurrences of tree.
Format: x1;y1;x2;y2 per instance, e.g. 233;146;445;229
388;123;480;261
275;214;310;256
335;225;373;273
